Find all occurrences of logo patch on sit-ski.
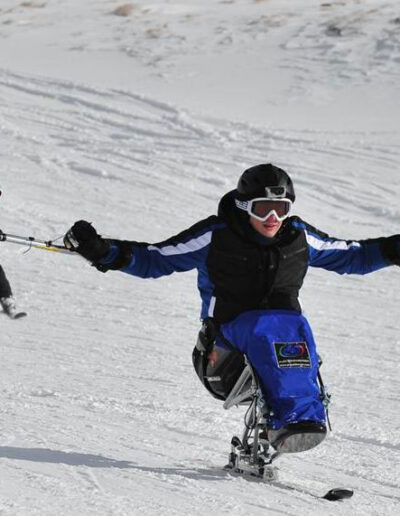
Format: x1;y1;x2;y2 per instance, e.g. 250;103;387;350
274;342;311;368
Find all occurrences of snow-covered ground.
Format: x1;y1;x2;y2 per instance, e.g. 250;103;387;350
0;1;399;514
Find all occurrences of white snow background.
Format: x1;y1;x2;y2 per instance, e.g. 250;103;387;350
0;0;399;514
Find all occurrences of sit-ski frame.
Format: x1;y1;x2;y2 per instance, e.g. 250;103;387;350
223;356;331;481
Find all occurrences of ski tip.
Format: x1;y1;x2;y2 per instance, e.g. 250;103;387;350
323;488;354;501
1;311;28;319
12;312;28;320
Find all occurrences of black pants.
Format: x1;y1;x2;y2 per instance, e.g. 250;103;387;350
0;265;12;298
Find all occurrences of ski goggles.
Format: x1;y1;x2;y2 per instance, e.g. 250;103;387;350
235;197;292;222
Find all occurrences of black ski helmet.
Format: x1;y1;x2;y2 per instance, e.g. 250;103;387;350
236;164;295;202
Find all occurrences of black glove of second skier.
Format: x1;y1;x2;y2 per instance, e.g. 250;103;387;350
64;220;110;264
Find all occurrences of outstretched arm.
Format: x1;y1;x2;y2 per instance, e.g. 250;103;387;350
291;218;400;274
64;218;225;278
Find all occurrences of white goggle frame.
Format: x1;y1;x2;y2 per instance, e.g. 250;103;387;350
235;197;292;222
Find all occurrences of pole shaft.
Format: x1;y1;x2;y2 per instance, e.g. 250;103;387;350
0;233;74;255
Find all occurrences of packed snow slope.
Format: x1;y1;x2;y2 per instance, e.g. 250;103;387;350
0;1;399;515
0;0;399;129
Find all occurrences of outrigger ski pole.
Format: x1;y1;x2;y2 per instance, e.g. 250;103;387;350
0;231;74;256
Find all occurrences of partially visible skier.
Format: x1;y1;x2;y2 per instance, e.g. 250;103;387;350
0;265;19;318
0;189;26;319
64;164;400;452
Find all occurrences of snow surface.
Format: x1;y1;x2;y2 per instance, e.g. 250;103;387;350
0;0;399;514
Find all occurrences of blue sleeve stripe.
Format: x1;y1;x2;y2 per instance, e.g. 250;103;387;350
147;230;212;256
101;244;119;265
292;220;306;231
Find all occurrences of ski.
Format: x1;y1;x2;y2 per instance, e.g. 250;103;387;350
272;481;354;502
12;311;27;319
323;488;354;501
224;465;353;501
1;310;27;319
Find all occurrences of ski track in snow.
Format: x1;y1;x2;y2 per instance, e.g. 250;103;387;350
2;0;400;85
0;1;399;130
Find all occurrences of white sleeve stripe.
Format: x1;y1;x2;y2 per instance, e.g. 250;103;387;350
147;231;212;256
305;232;361;251
208;296;216;318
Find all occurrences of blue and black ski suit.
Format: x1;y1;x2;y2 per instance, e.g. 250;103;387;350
100;190;400;429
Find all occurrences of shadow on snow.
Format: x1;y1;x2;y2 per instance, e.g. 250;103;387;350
0;446;228;480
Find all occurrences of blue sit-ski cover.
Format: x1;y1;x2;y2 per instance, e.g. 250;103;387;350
220;310;326;430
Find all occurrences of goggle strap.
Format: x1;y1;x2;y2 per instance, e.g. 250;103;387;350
235;199;248;210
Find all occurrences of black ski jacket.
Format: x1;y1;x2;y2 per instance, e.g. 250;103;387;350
102;190;399;324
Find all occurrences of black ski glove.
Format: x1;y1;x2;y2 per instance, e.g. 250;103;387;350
380;235;400;266
64;220;110;264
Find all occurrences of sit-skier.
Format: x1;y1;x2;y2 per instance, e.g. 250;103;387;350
64;164;400;452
